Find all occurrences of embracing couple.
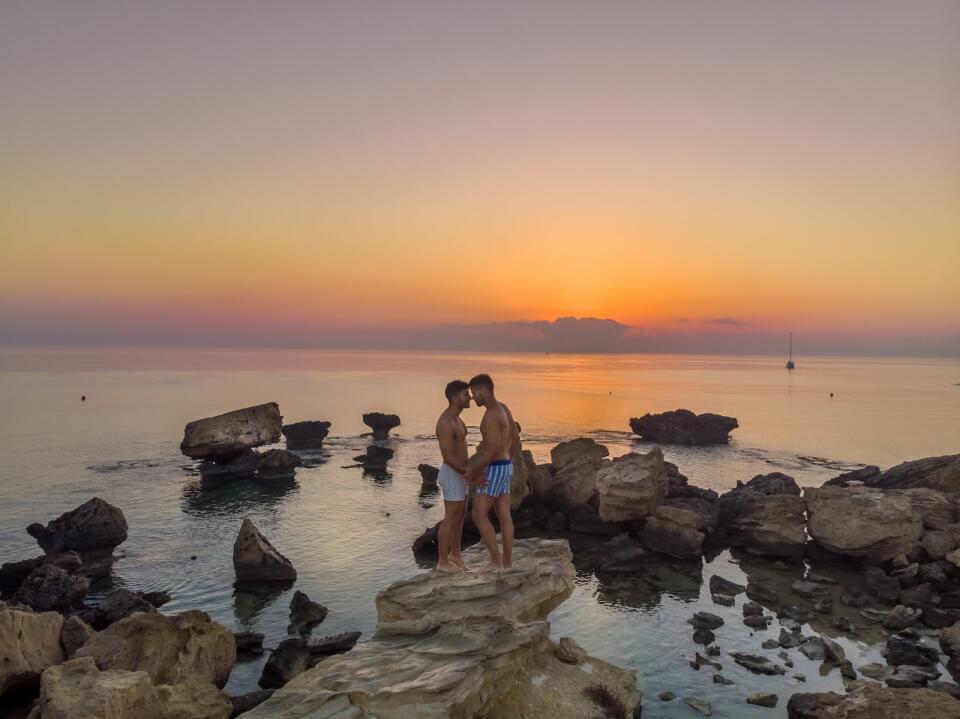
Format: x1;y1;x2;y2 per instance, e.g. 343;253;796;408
434;373;519;574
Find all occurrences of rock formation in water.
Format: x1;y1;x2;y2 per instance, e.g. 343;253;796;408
596;447;668;521
361;412;401;439
180;402;283;462
256;449;302;479
418;463;439;488
10;552;90;613
233;518;297;582
27;498;128;555
629;408;739;445
281;420;331;450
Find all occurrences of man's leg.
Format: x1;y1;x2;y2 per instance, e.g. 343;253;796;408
494;492;514;569
472;493;502;573
436;502;459;572
448;501;467;569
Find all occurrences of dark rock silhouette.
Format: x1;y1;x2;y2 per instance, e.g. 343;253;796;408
282;421;331;450
27;497;128;555
362;412;401;439
629;409;738;445
257;449;302;479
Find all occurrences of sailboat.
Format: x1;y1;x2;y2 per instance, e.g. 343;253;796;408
786;333;796;370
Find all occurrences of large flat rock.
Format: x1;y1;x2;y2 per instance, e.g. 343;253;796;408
375;538;575;625
180;402;283;462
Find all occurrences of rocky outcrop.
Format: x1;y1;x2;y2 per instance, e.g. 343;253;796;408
233;518;297;582
888;488;957;530
288;591;327;635
596;447;668;521
198;449;260;481
629;409;738;445
180;402;283;462
281;420;331;450
61;616;95;658
74;610;236;689
871;454;960;493
77;589;164;630
418;463;439;488
0;602;64;697
787;681;960;718
510;448;535;510
543;438;609;511
27;498;128;555
31;657;231;719
361;412;401;439
377;538;575;624
641;506;705;558
256;449;302;479
12;553;90;613
727;494;807;557
805;486;924;561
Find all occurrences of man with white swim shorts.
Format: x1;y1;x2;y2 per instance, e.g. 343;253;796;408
434;379;471;573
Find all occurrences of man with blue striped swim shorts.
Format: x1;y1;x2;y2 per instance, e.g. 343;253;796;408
464;373;521;574
434;379;471;573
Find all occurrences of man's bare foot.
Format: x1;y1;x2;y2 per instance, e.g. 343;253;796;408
450;556;469;572
502;562;513;570
436;561;462;573
475;560;502;575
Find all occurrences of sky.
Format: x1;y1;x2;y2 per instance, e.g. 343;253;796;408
1;1;958;354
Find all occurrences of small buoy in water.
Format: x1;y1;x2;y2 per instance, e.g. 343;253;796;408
385;512;391;517
830;393;834;398
190;555;197;560
81;395;86;401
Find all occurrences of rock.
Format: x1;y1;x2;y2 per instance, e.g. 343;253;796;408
693;628;716;644
729;652;785;675
799;638;826;661
727;495;807;558
555;637;587;665
12;557;90;613
546;438;609;511
0;603;64;697
181;402;283;462
872;454;960;493
351;445;394;473
691;652;722;671
31;656;232;719
545;511;567;531
567;505;623;536
813;597;833;614
713;673;734;685
256;449;302;479
787;691;845;718
779;628;801;648
886;665;941;688
417;463;440;487
805;486;923;562
884;635;938;666
230;689;275;717
640;507;705;558
595;447;668;521
941;620;960;656
234;631;264;656
762;639;779;649
259;638;312;689
743;601;764;616
860;662;893;680
305;631;361;658
821;637;845;663
747;693;778;707
361;412;400;439
509;448;535;511
840;589;869;608
629;409;738;445
61;616;95;658
288;591;327;635
922;530;957;559
689;612;724;630
745;615;769;630
377;538;575;624
281;420;330;450
598;533;647;572
710;575;745;596
233;518;297;582
824;465;883;487
928;681;960;699
74;610;236;688
27;498;128;555
658;690;676;700
83;589;156;630
199;449;260;481
684;696;713;715
706;645;721;656
922;607;958;629
411;522;441;556
793;581;830;598
890;489;958;530
900;583;933;608
865;567;902;604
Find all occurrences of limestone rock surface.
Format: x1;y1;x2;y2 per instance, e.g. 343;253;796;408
0;603;64;696
233;518;297;582
596;447;669;521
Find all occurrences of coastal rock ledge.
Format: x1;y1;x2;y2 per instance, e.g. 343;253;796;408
245;538;640;719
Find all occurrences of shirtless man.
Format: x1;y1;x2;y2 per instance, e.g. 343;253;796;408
464;374;520;573
434;379;471;573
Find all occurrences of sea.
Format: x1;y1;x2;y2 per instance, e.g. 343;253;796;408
1;348;958;717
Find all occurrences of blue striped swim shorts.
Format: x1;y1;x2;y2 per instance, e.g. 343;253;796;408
478;459;513;497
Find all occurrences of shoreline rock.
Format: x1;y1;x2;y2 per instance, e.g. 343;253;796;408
281;420;331;450
27;498;128;555
181;402;283;462
630;409;738;445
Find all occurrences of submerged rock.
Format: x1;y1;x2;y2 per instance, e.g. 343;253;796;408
729;652;785;675
361;412;401;439
27;497;128;555
281;420;331;450
418;463;440;488
629;409;738;445
74;609;236;688
181;402;283;462
287;591;327;635
199;449;260;481
233;518;297;583
595;447;668;521
0;602;64;697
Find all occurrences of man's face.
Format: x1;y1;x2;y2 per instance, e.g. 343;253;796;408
455;389;471;409
470;386;486;406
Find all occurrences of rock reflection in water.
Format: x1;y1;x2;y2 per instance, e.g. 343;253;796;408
233;580;293;627
181;475;299;516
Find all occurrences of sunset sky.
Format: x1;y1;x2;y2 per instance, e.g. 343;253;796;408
2;2;958;354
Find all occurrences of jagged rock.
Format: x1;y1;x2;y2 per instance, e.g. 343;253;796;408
805;486;923;562
821;637;845;663
31;656;231;719
729;652;785;675
61;616;95;658
545;438;609;511
567;505;622;536
230;689;275;717
640;506;705;558
259;638;312;689
377;538;575;624
351;445;394;472
865;567;902;604
74;610;236;688
691;652;722;671
245;616;638;719
234;631;264;656
860;662;893;680
81;589;156;630
0;603;64;696
418;463;440;487
890;489;958;530
595;447;668;521
361;412;400;439
747;693;778;707
629;409;738;445
411;522;441;556
306;632;361;658
939;620;960;659
288;591;327;635
728;494;807;557
12;556;90;613
710;575;745;596
824;466;883;487
508;448;535;510
872;454;960;493
233;518;297;582
779;628;801;648
256;449;302;479
181;402;283;462
281;421;330;450
27;498;128;554
554;637;587;665
884;635;938;666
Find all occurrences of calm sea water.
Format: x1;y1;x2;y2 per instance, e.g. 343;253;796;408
1;348;957;717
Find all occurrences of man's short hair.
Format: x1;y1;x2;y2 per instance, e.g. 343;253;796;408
445;379;469;401
468;374;494;391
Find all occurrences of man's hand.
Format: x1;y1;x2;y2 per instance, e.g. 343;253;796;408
465;467;487;489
